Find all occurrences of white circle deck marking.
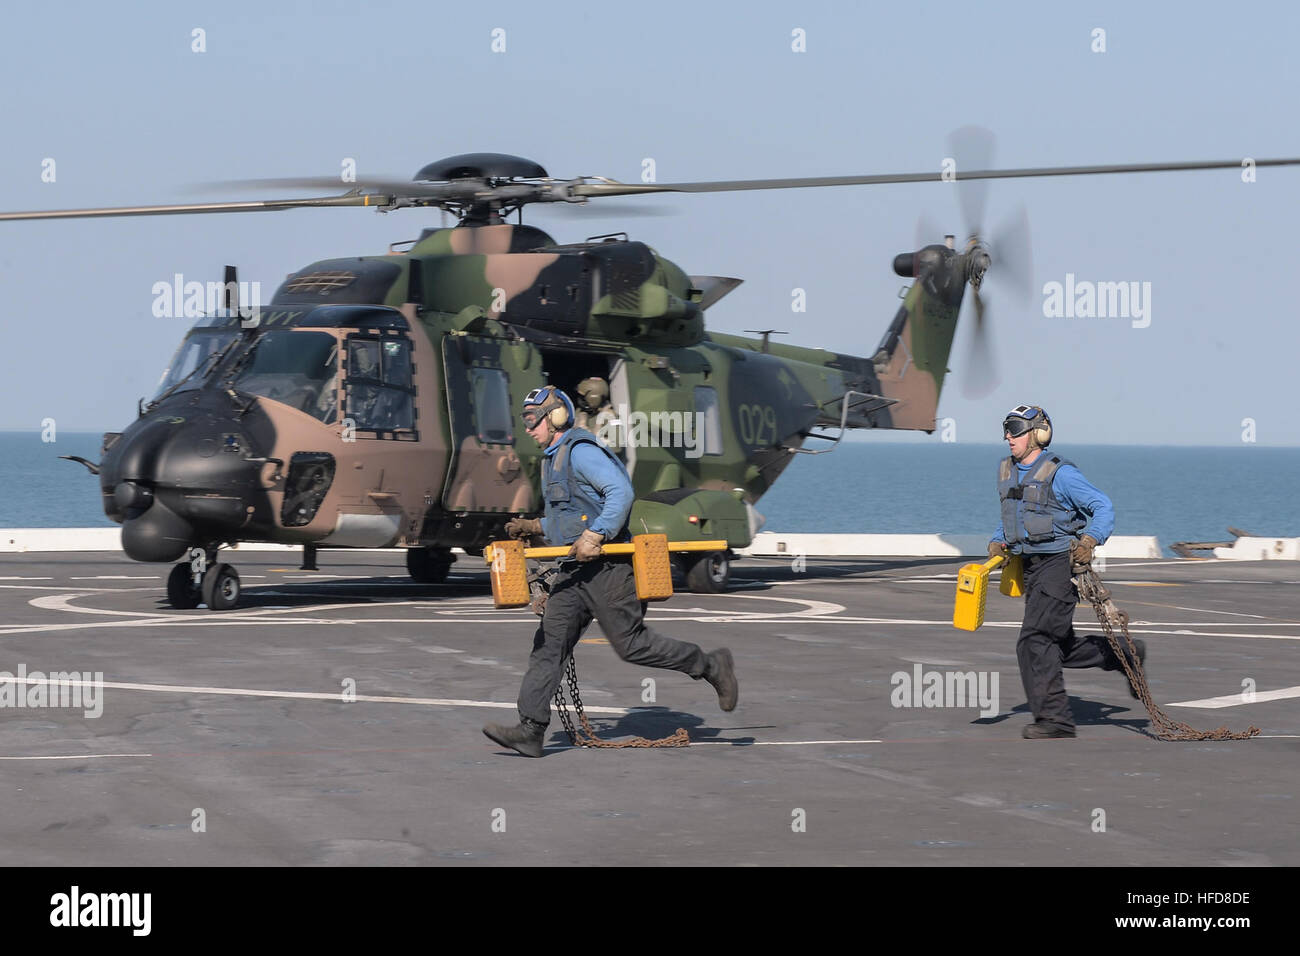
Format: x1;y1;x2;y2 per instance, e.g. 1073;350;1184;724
10;589;849;635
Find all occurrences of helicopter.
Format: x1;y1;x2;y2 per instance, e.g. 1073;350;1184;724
5;145;1298;610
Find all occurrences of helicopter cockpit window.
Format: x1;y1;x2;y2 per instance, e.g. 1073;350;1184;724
153;329;238;398
694;386;723;456
345;336;415;433
470;368;513;444
234;330;339;423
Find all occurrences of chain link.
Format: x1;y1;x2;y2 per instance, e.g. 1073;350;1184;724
1073;566;1259;741
553;655;689;749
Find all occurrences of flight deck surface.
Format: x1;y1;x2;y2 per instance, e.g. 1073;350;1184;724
0;551;1295;866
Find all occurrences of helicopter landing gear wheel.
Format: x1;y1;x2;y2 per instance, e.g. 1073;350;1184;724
406;547;455;584
166;562;202;609
684;551;730;594
201;563;241;611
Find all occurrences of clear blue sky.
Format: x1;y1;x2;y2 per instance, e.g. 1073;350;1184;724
2;0;1297;445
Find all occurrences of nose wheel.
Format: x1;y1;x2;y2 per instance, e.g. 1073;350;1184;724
201;563;241;610
166;550;242;610
166;562;202;609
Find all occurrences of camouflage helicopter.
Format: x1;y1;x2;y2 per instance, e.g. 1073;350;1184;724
6;145;1297;610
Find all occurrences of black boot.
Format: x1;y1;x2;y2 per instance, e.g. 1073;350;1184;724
704;649;739;712
1022;721;1076;739
483;717;548;758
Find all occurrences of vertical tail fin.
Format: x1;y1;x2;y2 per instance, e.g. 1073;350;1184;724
871;244;966;430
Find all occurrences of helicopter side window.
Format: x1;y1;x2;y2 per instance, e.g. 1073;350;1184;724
233;330;339;423
694;386;723;456
470;368;513;445
346;336;415;434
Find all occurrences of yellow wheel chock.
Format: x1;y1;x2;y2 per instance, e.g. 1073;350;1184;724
952;553;1025;630
485;536;728;608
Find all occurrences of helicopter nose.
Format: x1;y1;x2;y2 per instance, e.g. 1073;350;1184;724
113;480;154;513
112;479;192;561
121;500;195;563
101;392;270;562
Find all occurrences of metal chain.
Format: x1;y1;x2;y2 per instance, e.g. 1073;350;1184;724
1073;567;1260;741
553;655;689;749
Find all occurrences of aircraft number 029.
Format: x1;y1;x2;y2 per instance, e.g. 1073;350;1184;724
737;404;778;447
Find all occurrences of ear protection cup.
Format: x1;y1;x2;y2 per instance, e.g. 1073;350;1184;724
554;388;575;428
1033;421;1052;447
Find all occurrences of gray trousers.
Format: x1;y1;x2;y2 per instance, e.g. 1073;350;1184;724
517;558;708;726
1016;551;1129;731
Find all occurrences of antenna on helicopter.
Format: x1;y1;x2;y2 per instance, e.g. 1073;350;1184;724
743;330;788;354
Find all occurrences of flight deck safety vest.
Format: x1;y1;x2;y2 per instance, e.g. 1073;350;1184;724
543;427;632;546
998;454;1085;554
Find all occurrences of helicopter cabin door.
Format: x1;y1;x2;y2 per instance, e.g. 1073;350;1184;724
441;334;542;515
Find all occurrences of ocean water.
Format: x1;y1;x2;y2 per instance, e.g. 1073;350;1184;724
753;441;1300;550
3;432;1297;554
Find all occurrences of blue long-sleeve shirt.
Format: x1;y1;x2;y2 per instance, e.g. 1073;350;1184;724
991;456;1114;547
541;440;634;543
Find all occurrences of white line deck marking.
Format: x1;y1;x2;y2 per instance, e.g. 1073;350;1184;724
0;753;152;760
1;676;629;714
7;605;1298;638
70;575;161;580
1168;686;1300;709
0;584;97;590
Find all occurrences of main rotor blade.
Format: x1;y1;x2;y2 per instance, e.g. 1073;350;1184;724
0;193;393;222
7;156;1296;221
572;157;1300;197
196;176;469;197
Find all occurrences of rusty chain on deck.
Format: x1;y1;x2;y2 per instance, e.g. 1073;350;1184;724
554;655;689;749
1072;566;1260;741
528;555;689;749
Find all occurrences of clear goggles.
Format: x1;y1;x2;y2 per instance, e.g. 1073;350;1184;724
521;388;556;428
1002;406;1043;438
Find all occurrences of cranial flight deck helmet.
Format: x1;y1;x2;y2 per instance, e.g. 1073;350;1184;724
575;376;609;410
1002;404;1052;447
521;385;575;430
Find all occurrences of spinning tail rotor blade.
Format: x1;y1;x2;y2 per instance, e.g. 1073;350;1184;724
961;288;1001;399
948;125;996;239
915;212;945;251
991;205;1034;302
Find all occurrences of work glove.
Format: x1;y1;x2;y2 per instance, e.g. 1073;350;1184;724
987;540;1008;560
505;516;543;540
567;529;605;563
1070;534;1098;569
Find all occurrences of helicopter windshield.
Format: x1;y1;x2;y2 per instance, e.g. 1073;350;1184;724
153;322;239;399
234;330;339;423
